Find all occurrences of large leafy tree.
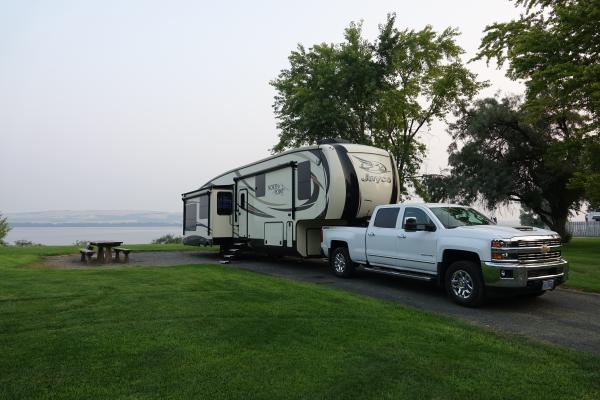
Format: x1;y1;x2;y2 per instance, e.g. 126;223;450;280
271;14;484;198
476;0;600;130
475;0;600;209
447;96;585;239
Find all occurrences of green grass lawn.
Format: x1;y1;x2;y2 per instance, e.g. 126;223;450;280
0;246;599;399
563;237;600;292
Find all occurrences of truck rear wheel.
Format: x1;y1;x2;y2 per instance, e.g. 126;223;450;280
330;246;355;278
445;261;485;307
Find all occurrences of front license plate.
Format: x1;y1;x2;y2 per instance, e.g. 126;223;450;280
542;279;555;290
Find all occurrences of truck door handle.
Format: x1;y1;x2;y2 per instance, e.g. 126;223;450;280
397;234;407;239
367;232;375;237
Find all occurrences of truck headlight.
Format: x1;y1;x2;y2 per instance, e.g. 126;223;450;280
491;240;505;248
492;252;509;260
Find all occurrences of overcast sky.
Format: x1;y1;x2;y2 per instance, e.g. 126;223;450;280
0;0;524;213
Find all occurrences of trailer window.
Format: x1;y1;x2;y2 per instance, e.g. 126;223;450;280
373;207;400;229
199;194;209;219
217;192;233;215
185;202;197;231
298;161;311;200
255;174;265;198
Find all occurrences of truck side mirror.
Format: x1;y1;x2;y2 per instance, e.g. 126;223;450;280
404;217;417;232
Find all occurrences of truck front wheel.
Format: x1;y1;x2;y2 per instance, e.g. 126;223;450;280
330;246;355;278
445;261;485;307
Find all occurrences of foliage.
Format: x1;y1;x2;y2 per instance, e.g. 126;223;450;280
151;234;183;245
13;239;43;247
519;206;547;228
476;0;600;132
416;174;454;203
271;14;485;198
475;0;600;212
73;240;90;247
0;213;9;246
447;96;585;240
568;137;600;210
1;246;599;398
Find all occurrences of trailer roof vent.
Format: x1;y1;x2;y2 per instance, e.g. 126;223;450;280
317;138;351;145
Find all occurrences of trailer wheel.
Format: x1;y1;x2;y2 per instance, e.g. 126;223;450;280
445;261;485;307
330;246;355;278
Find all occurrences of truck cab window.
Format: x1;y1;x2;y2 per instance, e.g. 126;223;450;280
402;207;433;230
297;161;311;200
373;207;400;228
217;192;233;215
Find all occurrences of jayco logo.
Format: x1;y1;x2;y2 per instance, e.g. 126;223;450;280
268;183;288;195
361;174;392;183
353;156;388;174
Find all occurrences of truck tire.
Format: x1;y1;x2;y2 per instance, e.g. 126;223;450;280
330;246;356;278
445;261;485;307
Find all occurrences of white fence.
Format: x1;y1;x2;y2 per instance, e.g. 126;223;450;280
567;221;600;237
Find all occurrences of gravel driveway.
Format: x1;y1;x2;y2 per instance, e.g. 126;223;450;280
45;250;600;356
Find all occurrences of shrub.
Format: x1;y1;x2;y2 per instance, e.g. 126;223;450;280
151;234;183;244
0;212;9;246
13;240;43;247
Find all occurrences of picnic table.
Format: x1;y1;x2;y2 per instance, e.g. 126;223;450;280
90;241;123;264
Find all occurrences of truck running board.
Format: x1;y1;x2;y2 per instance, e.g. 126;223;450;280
361;266;436;282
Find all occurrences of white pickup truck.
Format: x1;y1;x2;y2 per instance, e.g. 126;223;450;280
320;203;569;306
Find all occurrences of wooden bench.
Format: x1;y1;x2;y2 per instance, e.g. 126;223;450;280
114;247;131;262
79;248;95;263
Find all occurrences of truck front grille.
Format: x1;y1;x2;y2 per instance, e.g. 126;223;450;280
515;238;561;247
517;251;562;263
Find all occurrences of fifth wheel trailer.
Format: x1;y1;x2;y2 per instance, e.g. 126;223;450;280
182;140;399;257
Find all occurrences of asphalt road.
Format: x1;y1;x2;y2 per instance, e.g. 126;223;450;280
191;251;600;357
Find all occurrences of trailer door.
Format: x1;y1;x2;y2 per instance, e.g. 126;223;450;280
237;188;248;238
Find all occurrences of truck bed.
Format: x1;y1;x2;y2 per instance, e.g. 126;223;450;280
321;226;367;263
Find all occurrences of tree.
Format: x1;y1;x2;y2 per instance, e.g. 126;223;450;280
475;0;600;212
476;0;600;132
0;213;10;246
271;14;485;198
569;137;600;210
446;96;585;240
519;206;547;228
417;174;454;203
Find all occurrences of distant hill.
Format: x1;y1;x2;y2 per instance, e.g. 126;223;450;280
6;210;181;227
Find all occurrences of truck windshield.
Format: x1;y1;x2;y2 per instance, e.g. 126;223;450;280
429;207;494;229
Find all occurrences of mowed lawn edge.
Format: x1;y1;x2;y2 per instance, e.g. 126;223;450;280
0;246;599;399
562;237;600;293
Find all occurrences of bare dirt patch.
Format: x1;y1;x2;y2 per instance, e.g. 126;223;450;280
40;251;221;269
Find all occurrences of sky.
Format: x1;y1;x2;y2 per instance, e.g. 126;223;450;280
0;0;525;214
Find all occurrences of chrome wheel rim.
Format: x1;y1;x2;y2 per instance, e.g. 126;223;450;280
334;253;346;273
451;270;474;300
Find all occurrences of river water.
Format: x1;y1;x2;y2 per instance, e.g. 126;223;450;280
5;226;182;245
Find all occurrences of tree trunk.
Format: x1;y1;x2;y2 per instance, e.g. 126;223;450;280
395;149;405;198
549;212;570;242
